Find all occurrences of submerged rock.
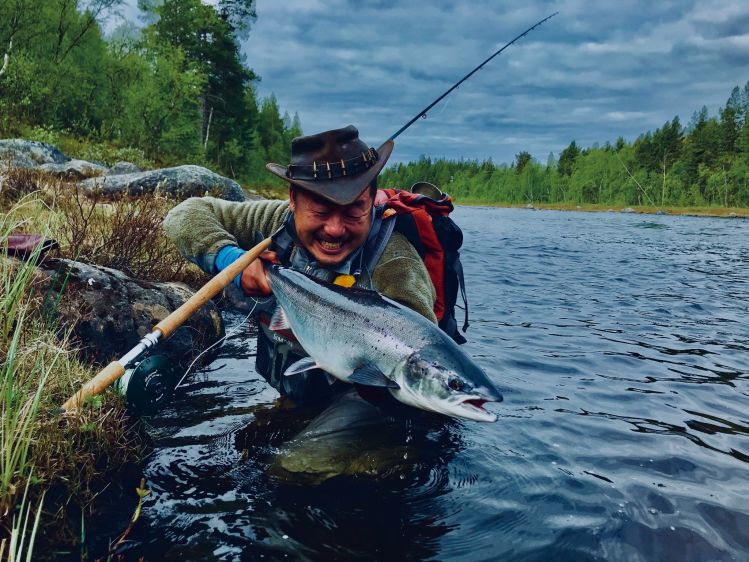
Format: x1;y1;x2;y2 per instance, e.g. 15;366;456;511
80;165;249;202
35;258;224;365
266;390;418;484
621;207;636;214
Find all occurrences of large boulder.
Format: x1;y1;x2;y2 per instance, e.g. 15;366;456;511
80;165;249;202
39;159;108;180
108;161;142;176
35;258;224;365
0;139;68;167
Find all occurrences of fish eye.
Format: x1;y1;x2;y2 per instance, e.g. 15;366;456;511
447;376;464;391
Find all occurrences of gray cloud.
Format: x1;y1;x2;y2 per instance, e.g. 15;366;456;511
112;0;749;167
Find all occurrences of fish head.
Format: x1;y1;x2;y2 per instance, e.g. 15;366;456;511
393;347;502;422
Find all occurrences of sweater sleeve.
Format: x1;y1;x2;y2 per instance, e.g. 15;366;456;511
371;232;438;324
163;197;289;273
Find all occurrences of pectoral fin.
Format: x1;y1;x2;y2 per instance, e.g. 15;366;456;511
348;364;400;389
283;357;320;377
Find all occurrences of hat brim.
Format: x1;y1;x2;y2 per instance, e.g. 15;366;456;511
266;139;394;205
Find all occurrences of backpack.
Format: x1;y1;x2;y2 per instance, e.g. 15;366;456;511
378;183;469;344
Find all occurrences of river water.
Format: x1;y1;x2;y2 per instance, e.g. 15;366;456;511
110;207;748;561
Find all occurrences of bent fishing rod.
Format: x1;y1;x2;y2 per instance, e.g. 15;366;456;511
389;12;558;141
62;12;558;412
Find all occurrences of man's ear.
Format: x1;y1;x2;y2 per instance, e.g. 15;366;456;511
288;186;295;212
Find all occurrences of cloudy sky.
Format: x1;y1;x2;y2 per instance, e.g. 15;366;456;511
118;0;749;166
244;0;749;163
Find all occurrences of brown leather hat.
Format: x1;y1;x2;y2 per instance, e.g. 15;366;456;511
266;125;394;205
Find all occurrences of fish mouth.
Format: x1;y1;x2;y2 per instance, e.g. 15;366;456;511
455;395;498;422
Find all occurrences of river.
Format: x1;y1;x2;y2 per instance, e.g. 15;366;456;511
95;207;749;561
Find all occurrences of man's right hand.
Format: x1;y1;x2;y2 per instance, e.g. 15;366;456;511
240;251;279;297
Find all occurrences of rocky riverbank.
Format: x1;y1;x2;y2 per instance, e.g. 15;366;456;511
0;138;261;555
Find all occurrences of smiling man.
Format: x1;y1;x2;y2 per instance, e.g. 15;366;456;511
164;125;436;404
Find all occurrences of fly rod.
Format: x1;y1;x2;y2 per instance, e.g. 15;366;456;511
389;12;558;141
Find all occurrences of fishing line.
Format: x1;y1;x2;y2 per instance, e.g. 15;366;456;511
432;91;453;118
175;298;265;389
615;152;662;211
389;12;558;141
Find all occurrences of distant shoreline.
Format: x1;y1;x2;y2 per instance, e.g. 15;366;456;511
455;201;749;218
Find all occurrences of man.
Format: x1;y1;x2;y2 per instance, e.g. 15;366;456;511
164;125;436;404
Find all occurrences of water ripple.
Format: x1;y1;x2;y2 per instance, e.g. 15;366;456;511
95;208;749;561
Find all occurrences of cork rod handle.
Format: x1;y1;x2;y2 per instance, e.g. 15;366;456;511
61;237;272;412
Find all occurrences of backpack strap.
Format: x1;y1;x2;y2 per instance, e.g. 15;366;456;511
363;206;396;274
454;251;469;332
378;187;469;344
265;212;299;265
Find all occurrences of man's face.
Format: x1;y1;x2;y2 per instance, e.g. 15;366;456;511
290;186;374;267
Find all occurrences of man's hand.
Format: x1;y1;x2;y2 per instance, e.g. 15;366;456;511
240;250;279;297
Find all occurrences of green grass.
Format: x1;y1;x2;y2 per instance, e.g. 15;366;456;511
0;199;51;512
0;185;146;552
1;476;45;561
22;126;156;170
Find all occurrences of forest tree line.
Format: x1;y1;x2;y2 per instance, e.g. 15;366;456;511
382;83;749;208
0;0;299;184
3;0;748;206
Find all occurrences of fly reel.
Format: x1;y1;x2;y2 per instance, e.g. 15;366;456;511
114;355;179;414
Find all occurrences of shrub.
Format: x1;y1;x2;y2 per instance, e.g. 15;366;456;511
75;144;154;170
54;184;207;286
0;167;60;207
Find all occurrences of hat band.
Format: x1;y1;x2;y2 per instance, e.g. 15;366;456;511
287;147;379;181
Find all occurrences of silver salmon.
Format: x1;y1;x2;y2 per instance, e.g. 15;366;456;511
267;266;502;422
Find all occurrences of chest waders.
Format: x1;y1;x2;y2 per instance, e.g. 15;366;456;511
255;207;395;404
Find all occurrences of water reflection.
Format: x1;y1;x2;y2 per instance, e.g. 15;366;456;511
233;390;464;560
129;372;465;560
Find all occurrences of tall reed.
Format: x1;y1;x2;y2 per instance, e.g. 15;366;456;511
0;196;52;512
0;476;44;562
0;196;55;560
0;183;145;554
